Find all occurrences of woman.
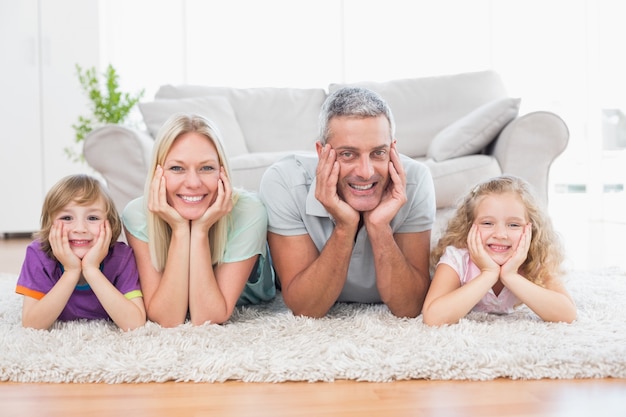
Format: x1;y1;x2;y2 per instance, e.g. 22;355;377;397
123;113;275;327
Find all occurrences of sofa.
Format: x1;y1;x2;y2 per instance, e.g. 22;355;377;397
83;70;568;241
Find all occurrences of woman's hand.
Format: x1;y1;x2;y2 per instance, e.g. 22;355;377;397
192;167;233;233
148;165;187;229
49;221;81;274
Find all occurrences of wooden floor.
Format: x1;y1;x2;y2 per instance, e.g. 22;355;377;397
1;236;625;417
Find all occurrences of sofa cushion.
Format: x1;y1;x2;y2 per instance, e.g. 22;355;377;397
156;85;327;153
139;96;249;157
426;97;521;162
421;155;502;209
329;71;509;158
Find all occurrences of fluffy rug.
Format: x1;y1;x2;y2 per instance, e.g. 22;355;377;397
1;269;625;383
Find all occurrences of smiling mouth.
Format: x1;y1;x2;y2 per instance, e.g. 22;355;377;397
69;240;90;246
349;183;375;191
488;244;511;252
180;195;205;203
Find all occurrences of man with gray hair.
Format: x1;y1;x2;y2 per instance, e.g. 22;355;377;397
259;87;436;318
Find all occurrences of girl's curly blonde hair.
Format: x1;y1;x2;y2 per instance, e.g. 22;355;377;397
430;175;564;287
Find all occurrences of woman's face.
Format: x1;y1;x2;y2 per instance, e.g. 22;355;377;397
162;132;221;220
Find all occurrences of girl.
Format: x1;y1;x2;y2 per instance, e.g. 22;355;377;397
422;175;576;326
123;113;275;328
16;174;146;330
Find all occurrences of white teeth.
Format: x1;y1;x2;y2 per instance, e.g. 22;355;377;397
350;184;374;190
181;195;203;202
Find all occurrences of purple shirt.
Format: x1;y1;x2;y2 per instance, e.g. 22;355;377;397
16;240;142;322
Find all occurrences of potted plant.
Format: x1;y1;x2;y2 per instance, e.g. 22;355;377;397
66;64;144;162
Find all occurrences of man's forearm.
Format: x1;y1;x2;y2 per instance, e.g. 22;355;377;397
282;226;356;318
369;226;430;318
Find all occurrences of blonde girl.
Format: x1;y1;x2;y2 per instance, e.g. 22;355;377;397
422;175;576;325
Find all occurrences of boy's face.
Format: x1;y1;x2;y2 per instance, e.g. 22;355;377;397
54;196;107;259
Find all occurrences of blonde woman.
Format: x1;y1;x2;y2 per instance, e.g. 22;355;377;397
422;175;576;326
123;113;275;327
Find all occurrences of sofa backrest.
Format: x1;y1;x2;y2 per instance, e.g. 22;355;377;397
155;85;326;154
329;70;508;158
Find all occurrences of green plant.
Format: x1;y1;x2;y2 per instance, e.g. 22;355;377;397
66;63;144;162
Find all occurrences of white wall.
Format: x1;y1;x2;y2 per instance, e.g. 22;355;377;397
2;0;625;268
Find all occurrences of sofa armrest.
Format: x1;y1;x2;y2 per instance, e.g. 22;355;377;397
491;111;569;206
83;125;153;213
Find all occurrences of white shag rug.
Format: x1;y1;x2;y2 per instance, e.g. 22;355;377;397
1;269;625;383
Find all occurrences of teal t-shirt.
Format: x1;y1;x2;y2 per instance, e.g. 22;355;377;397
122;190;275;306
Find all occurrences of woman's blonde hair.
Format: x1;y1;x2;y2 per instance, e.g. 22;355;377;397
430;175;564;286
38;174;121;259
146;113;239;272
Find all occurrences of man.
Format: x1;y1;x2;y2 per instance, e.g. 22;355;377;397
259;87;436;318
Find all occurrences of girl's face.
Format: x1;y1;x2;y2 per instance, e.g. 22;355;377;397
474;192;529;265
55;197;107;259
162;132;221;220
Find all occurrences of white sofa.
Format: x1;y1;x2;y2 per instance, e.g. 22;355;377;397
83;70;568;239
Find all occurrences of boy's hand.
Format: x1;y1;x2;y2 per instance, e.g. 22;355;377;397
50;222;81;274
82;220;112;271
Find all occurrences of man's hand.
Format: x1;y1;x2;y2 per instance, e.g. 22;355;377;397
315;144;359;228
363;141;407;227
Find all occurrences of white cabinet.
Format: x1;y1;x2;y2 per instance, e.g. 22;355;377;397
0;0;99;234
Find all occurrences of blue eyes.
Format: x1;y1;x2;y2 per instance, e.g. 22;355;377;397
480;222;522;228
338;150;388;160
169;165;216;172
58;215;101;222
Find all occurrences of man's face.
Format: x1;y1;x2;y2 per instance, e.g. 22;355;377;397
323;115;393;212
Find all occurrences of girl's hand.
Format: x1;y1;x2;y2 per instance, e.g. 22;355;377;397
501;223;532;278
193;167;233;233
148;165;187;229
82;220;112;271
467;224;500;276
50;221;81;273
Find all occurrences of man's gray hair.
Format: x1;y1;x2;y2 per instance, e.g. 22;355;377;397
318;86;396;144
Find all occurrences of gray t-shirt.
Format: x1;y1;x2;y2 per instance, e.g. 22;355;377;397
259;153;436;303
